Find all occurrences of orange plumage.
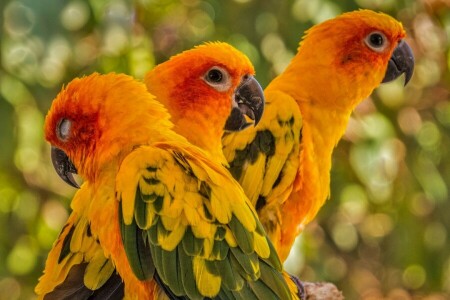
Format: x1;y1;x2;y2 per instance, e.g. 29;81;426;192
223;10;414;261
42;73;171;299
145;42;256;164
39;42;297;299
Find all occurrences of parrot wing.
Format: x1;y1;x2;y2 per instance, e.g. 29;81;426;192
35;187;124;300
222;91;303;238
117;141;292;300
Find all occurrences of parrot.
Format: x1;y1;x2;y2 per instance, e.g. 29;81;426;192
221;9;415;262
37;43;300;299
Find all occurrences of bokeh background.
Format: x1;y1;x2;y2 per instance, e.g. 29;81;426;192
1;0;449;299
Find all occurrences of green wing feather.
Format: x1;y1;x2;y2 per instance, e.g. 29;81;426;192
116;143;292;299
119;203;155;281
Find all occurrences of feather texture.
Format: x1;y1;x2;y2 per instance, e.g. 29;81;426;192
41;55;299;299
35;189;122;299
222;9;411;261
116;143;291;299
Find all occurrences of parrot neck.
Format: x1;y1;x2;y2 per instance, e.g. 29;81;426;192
269;39;381;111
267;46;377;147
266;54;370;227
267;61;360;151
173;117;228;166
300;101;352;187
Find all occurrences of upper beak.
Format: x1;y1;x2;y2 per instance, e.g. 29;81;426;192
224;75;265;131
51;146;79;188
382;40;414;85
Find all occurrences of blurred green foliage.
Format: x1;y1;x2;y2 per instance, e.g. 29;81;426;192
1;0;449;299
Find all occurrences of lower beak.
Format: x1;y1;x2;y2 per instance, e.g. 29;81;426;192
51;146;79;188
382;40;414;85
224;75;265;131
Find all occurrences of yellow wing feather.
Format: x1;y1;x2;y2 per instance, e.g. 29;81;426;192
116;141;292;299
223;90;303;249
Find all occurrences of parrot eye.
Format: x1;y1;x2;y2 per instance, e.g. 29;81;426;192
203;66;231;92
365;31;389;53
57;118;71;141
207;69;223;83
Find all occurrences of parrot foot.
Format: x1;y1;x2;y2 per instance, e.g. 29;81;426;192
290;274;306;300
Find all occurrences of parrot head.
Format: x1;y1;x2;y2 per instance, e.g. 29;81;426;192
314;9;414;84
45;41;267;187
282;9;414;110
44;73;173;187
145;42;265;134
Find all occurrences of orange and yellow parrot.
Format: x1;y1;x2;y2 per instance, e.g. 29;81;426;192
222;10;415;261
37;43;300;299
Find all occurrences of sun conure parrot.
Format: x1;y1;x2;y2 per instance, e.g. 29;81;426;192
222;9;415;261
37;43;300;299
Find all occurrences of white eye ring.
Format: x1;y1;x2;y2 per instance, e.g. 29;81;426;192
203;66;231;92
57;118;71;141
364;31;389;53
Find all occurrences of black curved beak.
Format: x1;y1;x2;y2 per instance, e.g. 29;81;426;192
224;75;265;131
382;40;414;86
51;146;79;188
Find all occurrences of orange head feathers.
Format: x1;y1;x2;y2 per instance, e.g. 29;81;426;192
145;42;264;160
272;9;414;111
44;73;173;183
45;43;265;185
